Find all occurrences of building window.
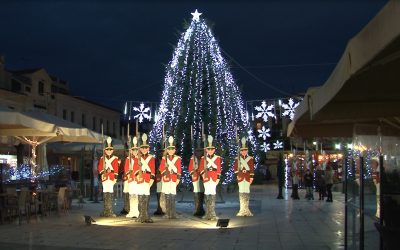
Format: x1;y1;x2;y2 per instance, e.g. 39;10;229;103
113;122;116;137
51;85;57;93
34;104;46;110
92;117;96;131
81;113;86;127
70;111;74;122
63;109;67;120
100;119;103;132
38;81;44;96
25;86;31;93
11;79;21;92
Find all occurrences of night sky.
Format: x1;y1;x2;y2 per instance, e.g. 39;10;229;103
0;0;387;110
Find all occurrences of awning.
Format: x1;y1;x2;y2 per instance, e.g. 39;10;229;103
288;1;400;138
0;106;103;171
0;106;102;144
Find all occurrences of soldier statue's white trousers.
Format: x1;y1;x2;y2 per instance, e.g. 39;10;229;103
102;180;115;193
156;181;162;193
238;180;251;193
204;181;217;195
126;194;139;218
128;181;139;195
136;182;150;195
123;180;129;193
162;180;177;195
192;179;204;193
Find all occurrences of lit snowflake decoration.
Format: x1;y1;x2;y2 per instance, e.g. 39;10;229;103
133;103;151;123
257;126;271;140
254;101;275;122
273;140;284;149
282;98;300;120
260;142;270;152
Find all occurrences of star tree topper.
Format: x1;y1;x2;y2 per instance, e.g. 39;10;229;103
191;9;202;21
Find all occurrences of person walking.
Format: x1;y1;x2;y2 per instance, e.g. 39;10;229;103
315;164;326;200
304;169;314;200
371;157;381;218
325;165;334;202
291;165;300;200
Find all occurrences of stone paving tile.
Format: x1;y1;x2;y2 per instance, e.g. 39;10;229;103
0;184;365;249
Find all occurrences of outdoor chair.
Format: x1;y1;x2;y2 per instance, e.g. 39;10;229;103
57;187;69;214
4;189;30;224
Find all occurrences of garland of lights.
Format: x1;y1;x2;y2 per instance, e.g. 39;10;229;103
4;164;67;183
149;10;258;185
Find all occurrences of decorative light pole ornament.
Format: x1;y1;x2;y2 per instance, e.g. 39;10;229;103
254;101;275;122
281;98;300;120
133;103;151;123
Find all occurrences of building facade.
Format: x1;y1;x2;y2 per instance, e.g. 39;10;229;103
0;55;121;139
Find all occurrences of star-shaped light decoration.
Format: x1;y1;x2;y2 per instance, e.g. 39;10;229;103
191;9;202;22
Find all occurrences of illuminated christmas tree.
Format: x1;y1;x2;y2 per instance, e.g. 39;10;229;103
149;10;256;185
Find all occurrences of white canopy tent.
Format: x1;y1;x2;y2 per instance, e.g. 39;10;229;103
0;106;102;175
288;1;400;138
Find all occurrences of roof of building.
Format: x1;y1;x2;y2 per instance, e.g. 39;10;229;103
9;68;43;75
58;94;121;114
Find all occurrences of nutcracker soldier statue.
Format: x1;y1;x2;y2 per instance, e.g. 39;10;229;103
98;137;119;217
234;137;254;216
199;135;221;221
120;145;130;215
188;141;205;216
125;136;140;218
160;136;181;219
153;148;166;216
135;133;155;223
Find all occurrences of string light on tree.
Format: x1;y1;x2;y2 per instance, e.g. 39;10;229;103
149;10;257;185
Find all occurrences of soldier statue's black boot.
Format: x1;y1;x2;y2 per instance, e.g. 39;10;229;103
202;195;211;220
154;192;164;215
198;192;205;216
170;195;177;219
194;192;205;217
143;195;153;223
101;193;116;217
193;193;199;216
163;194;171;219
209;195;218;221
135;195;144;222
120;193;130;215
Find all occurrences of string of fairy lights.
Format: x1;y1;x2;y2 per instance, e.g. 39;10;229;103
143;10;259;185
3;164;66;183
